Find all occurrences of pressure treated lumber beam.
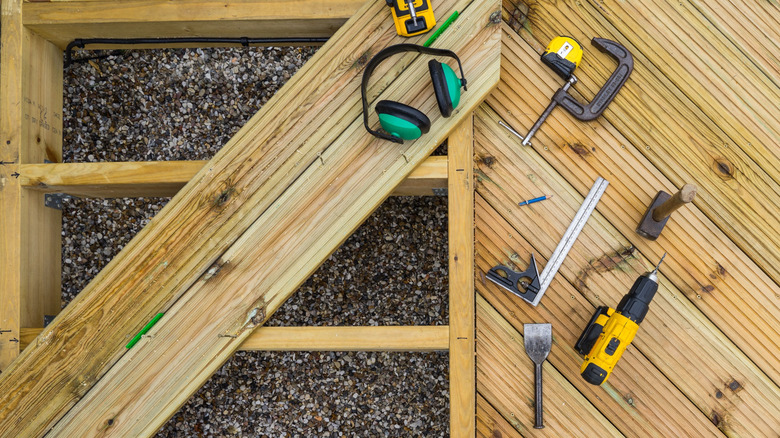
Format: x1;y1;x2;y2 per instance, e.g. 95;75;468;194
501;0;780;283
23;0;364;49
491;27;780;384
21;326;450;352
0;0;501;435
474;104;780;436
476;295;622;436
448;116;475;437
19;156;448;197
0;0;63;369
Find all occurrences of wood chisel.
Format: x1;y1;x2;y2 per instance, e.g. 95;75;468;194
486;177;609;306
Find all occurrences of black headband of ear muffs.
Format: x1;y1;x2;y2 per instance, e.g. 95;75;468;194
361;44;468;143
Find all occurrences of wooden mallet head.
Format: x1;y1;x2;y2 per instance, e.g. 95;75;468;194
636;184;697;240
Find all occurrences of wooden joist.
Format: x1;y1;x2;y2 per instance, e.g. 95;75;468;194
0;0;501;436
23;0;364;49
447;116;475;436
473;103;780;436
19;156;448;198
21;326;450;352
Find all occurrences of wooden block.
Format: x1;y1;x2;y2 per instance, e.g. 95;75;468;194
0;0;502;435
21;325;449;352
242;325;449;351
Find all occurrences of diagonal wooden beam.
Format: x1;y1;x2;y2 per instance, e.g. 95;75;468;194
0;0;502;435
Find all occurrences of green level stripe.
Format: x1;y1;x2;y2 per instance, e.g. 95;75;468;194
125;312;165;349
423;11;460;48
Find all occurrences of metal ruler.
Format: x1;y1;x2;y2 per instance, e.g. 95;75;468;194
487;177;609;306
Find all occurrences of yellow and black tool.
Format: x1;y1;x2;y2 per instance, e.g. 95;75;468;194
386;0;436;37
541;36;583;80
574;253;666;385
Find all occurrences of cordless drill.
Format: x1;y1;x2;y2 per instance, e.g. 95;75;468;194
574;253;666;385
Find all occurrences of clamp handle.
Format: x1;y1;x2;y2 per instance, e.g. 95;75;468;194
552;38;633;121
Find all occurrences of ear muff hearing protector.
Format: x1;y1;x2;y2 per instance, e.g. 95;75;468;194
362;44;467;143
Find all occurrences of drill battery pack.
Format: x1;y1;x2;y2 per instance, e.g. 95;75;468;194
574;306;614;356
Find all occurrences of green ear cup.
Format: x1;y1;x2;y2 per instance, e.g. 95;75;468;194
376;100;431;141
442;63;461;109
378;113;423;140
429;60;462;117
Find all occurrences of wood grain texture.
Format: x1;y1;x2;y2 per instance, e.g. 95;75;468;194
21;325;450;352
500;0;780;284
23;0;363;48
0;0;502;436
474;103;780;436
1;0;63;369
241;326;450;351
491;24;780;384
19;156;447;198
475;191;721;435
476;394;522;438
448;115;475;437
477;294;623;437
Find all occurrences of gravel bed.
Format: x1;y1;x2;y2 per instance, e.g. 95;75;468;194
61;46;450;436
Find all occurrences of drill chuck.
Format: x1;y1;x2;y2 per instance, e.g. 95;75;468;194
615;273;658;324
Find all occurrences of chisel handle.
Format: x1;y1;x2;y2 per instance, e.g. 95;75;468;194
534;362;544;429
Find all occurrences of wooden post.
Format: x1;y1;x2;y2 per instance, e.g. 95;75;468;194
0;0;63;370
448;115;475;437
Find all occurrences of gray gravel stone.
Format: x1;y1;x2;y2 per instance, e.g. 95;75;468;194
60;46;450;436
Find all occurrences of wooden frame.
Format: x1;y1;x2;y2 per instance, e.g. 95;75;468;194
0;0;486;436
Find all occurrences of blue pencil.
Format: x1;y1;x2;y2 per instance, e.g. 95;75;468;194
518;195;553;207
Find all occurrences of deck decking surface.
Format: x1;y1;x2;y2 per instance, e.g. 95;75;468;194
476;1;780;435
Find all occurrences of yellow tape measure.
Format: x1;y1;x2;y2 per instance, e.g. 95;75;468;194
387;0;436;37
541;36;583;80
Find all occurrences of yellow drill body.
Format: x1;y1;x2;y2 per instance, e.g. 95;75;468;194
579;309;639;384
575;254;665;385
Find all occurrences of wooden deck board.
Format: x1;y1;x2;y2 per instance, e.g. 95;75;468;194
475;1;780;433
500;0;780;284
